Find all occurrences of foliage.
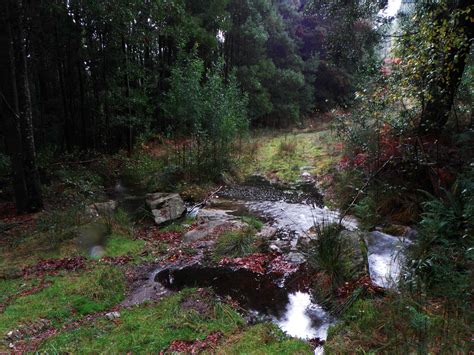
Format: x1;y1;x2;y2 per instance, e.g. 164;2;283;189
163;52;248;182
394;0;473;133
403;169;473;306
122;151;164;190
0;152;11;176
55;167;104;200
353;194;382;230
36;205;93;246
325;295;472;353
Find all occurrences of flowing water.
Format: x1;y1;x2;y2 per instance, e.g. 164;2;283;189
115;179;410;351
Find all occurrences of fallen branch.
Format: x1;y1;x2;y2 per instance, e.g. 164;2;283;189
188;185;223;214
338;155;394;225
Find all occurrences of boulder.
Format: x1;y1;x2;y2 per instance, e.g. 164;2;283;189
146;193;186;225
256;226;278;239
183;208;245;243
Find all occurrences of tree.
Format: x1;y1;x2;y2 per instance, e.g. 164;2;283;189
0;0;43;213
396;0;474;134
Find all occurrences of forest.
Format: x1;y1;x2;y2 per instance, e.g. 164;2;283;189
0;0;472;353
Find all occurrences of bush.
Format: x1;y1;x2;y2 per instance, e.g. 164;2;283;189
353;195;381;230
403;169;474;306
305;222;352;287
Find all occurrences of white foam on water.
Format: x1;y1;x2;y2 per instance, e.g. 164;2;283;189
275;291;333;353
366;231;410;288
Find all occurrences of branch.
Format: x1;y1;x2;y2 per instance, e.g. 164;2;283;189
338;155;394;225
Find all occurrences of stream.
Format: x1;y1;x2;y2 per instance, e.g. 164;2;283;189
108;179;410;352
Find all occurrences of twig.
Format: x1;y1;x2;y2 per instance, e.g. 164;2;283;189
188;185;223;213
338;155;394;224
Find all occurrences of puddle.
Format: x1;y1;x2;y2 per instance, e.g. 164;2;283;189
155;265;332;347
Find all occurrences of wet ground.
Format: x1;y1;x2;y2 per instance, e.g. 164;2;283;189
113;177;410;350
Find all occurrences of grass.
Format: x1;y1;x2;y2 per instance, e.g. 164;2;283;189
40;289;243;352
241;215;264;231
217;323;312;354
159;216;196;233
104;234;145;257
305;223;353;287
240;129;340;183
0;266;125;340
213;229;257;260
40;289;312;353
324;296;472;354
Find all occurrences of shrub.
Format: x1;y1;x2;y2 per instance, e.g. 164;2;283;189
305;222;353;287
403;169;474;306
353;195;381;230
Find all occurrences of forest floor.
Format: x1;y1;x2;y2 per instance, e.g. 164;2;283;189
1;121;470;353
0;123;340;353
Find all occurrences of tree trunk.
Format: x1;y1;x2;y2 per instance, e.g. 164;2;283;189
0;0;43;213
418;0;474;134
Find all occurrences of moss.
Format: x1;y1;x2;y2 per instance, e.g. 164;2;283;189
105;234;145;257
40;289;243;352
0;265;125;338
217;323;312;354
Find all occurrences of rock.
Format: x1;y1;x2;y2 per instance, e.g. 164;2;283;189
256;226;278;239
86;200;118;217
196;208;237;221
300;171;313;180
285;252;305;264
340;230;368;276
146;193;186;225
90;245;105;259
105;311;120;320
269;244;282;253
183;208;245;242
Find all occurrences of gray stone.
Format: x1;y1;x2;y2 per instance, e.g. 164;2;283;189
86;200;118;217
256;226;278;239
183;219;246;243
285;252;305;264
183;208;245;242
105;311;121;320
146;193;186;225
